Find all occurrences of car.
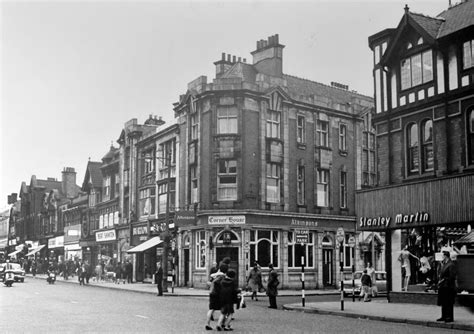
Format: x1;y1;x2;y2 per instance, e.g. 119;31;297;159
340;270;387;297
0;262;25;282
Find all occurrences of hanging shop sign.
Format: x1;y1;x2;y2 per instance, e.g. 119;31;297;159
359;211;430;230
96;229;117;242
208;216;246;225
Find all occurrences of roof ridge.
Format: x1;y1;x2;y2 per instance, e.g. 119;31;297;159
283;73;373;99
409;11;445;22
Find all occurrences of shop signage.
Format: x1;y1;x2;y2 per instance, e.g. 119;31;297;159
359;211;430;230
133;226;148;236
175;211;196;227
48;236;64;249
208;216;245;225
295;229;309;244
96;229;117;242
291;219;318;227
64;225;81;243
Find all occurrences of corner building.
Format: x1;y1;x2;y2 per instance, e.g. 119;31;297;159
174;35;373;289
359;2;474;301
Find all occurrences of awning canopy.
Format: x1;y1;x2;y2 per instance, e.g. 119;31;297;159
25;245;45;257
8;249;22;257
127;236;163;253
454;231;474;245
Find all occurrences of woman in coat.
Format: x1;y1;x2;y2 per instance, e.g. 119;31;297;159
266;263;279;309
246;263;262;301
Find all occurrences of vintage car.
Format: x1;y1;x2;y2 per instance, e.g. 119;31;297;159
340;270;387;297
0;262;25;282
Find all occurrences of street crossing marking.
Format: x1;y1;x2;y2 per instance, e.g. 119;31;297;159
135;315;148;319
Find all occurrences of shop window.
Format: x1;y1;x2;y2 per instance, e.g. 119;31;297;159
217;160;237;201
316;120;329;147
217;107;238;134
196;231;206;269
249;230;279;268
316;169;329;207
266;163;280;203
297;115;305;144
288;231;314;268
266;110;281;139
468;109;474;165
297;165;305;206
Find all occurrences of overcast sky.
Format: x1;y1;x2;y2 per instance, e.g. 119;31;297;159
0;0;450;205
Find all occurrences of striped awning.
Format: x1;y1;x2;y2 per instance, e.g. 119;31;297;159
25;245;45;257
8;249;22;257
127;236;163;253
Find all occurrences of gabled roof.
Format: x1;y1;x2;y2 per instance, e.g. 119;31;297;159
82;161;102;190
222;62;257;82
437;0;474;38
409;12;444;39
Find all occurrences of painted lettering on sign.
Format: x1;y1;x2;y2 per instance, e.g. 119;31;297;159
359;216;391;228
395;212;429;225
291;219;318;227
359;211;430;229
133;226;148;236
208;216;246;225
96;229;117;242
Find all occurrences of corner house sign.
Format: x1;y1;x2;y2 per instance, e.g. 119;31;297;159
96;229;117;242
359;211;430;231
208;216;245;225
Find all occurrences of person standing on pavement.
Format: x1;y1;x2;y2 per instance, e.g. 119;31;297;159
31;259;37;278
246;263;262;301
266;263;279;309
366;262;376;298
154;262;163;296
437;251;457;323
205;263;228;331
84;260;91;284
360;269;372;302
126;260;133;283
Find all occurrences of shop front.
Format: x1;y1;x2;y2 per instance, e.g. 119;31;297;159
127;223;157;282
48;236;64;262
177;211;357;289
64;224;81;261
95;229;118;268
356;174;474;303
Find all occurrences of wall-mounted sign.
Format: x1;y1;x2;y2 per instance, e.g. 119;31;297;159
359;211;430;230
295;229;309;244
96;229;117;242
48;236;64;249
291;219;318;228
208;216;245;225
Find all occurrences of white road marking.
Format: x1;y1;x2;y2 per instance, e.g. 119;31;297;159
135;315;148;319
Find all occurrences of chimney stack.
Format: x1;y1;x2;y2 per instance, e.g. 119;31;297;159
251;34;285;77
62;167;78;199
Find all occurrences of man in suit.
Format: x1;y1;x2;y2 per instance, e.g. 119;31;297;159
155;262;163;296
437;251;457;323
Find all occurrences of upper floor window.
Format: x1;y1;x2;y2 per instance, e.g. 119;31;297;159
297;115;305;144
266;163;280;203
190;113;199;140
468;109;474;165
362;131;376;186
114;173;120;198
143;149;155;175
297;165;305;206
340;171;347;209
463;40;474;70
401;50;433;90
190;166;198;204
421;120;434;171
103;176;111;201
217;160;237;201
217;107;238;134
316;120;329;147
407;123;419;173
266;110;280;139
316;169;329;207
139;187;156;217
339;123;347;152
158;181;175;214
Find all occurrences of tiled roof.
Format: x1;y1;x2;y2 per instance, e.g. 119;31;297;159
102;146;119;162
36;179;62;191
409;12;444;39
86;161;102;189
437;0;474;38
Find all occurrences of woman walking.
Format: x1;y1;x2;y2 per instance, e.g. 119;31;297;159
246;263;262;301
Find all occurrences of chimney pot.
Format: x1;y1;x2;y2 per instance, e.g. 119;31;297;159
275;34;279;44
227;54;231;62
232;55;236;63
243;58;247;63
238;57;241;62
222;52;226;60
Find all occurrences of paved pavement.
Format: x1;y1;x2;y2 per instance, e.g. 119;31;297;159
27;274;474;331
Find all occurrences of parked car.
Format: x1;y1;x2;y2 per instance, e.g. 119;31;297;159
0;262;25;282
340;271;387;297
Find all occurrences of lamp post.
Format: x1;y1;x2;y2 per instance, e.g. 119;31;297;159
160;150;172;292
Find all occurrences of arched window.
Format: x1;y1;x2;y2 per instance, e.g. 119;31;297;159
421;119;434;171
469;109;474;164
407;123;419;173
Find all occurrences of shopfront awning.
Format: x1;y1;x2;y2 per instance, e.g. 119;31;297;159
127;236;163;253
25;245;45;257
454;231;474;245
8;249;22;257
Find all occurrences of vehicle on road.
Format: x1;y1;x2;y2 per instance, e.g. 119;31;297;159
47;271;56;284
1;262;25;283
340;271;387;297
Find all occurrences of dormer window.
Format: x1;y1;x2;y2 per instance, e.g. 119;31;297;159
463;40;474;70
417;37;423;45
401;50;433;90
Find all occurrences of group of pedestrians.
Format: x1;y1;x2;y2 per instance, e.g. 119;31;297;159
205;259;280;331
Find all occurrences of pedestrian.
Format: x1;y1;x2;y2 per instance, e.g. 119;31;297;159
216;269;238;331
360;269;372;302
85;260;91;284
126;260;133;283
205;263;228;331
266;263;279;309
77;262;85;285
31;259;37;278
114;262;122;284
366;263;376;298
246;262;262;301
437;250;457;323
121;261;127;284
210;261;219;276
154;262;163;296
95;263;103;282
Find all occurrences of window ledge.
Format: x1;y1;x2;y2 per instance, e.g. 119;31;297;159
315;145;332;151
339;149;348;157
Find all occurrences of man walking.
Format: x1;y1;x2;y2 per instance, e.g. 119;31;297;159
266;263;279;309
154;262;163;296
437;251;457;323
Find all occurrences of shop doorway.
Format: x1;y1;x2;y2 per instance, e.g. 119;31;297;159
216;247;239;282
184;249;190;286
322;248;333;286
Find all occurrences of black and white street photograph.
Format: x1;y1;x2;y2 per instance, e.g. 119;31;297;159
1;0;474;332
